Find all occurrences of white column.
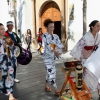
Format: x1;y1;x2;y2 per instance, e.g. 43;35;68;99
31;0;38;49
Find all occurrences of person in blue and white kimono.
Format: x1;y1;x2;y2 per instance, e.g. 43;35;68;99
70;20;100;97
42;19;65;95
6;21;21;83
0;23;17;100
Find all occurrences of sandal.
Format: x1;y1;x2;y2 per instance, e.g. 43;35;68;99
45;87;51;92
9;99;18;100
55;91;60;96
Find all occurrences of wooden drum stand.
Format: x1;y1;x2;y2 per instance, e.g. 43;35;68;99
59;61;92;100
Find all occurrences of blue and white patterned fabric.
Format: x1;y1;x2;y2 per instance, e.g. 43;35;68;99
42;32;63;88
0;39;17;95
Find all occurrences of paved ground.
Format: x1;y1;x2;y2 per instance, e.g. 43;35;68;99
0;52;100;100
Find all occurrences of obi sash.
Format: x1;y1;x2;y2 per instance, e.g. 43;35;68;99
84;45;97;50
50;44;55;50
39;44;55;52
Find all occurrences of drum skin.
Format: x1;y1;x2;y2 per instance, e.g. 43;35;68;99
15;44;32;65
15;44;22;57
64;61;81;68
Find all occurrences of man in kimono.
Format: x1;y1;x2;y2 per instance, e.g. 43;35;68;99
6;21;22;83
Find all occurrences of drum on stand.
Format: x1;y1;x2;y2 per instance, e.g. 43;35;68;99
60;60;92;100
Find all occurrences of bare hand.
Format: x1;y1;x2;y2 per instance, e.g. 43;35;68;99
5;38;11;44
74;58;77;60
62;47;66;52
54;51;60;57
3;42;7;48
20;44;22;46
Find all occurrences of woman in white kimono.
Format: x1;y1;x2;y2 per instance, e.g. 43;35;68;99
42;19;65;95
70;20;100;96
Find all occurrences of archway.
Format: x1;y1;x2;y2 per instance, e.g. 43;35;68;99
40;1;61;39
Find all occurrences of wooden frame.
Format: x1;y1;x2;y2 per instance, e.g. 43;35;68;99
59;67;92;100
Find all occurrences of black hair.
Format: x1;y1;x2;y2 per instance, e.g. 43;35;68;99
0;23;3;26
27;29;31;35
6;21;13;26
89;20;99;31
38;28;42;32
39;28;42;31
7;21;13;23
44;19;54;27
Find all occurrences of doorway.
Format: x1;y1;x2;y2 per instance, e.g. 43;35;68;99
54;21;61;39
40;1;61;37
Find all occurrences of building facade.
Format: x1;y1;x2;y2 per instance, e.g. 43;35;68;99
17;0;68;49
0;0;14;30
1;0;100;50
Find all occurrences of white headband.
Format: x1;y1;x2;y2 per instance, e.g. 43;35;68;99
6;22;13;26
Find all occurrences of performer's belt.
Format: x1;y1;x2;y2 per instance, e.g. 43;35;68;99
50;44;55;50
39;44;55;52
84;45;97;50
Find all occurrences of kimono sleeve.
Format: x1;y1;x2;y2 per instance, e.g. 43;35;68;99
16;34;22;45
14;32;22;45
55;35;64;49
0;44;4;55
0;44;5;70
42;35;53;53
70;37;86;60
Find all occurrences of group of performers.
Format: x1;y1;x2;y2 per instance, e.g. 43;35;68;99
0;21;21;100
1;18;100;100
42;19;100;98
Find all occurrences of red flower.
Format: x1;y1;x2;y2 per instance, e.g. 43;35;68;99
5;32;10;37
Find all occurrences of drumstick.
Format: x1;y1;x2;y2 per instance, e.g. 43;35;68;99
0;71;2;81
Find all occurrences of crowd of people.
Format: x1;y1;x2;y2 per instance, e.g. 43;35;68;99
0;19;65;100
1;19;100;100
